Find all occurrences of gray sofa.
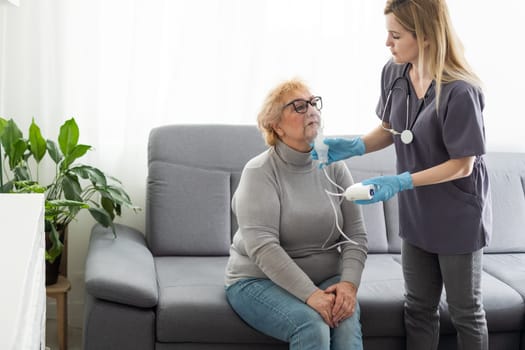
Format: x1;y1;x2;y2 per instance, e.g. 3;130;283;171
83;124;525;350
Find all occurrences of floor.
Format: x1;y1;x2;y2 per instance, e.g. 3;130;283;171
45;318;82;350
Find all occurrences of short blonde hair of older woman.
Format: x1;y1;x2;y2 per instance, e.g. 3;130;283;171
257;78;311;146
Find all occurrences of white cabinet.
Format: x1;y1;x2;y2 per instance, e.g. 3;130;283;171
0;194;46;350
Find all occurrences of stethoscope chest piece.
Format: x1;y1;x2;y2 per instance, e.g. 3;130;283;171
400;130;414;144
380;64;428;146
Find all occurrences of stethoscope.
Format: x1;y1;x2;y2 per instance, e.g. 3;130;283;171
380;64;416;145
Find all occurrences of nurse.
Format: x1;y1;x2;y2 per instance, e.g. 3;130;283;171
316;0;491;349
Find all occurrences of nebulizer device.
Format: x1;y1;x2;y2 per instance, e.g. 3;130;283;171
314;127;375;201
314;127;330;165
343;183;375;201
313;126;374;249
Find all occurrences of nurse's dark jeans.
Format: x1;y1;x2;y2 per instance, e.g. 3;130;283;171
402;240;488;350
225;275;363;350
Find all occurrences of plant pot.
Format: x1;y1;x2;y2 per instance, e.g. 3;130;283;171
45;254;62;285
45;225;68;286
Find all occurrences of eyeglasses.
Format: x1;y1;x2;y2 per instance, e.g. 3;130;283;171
282;96;323;114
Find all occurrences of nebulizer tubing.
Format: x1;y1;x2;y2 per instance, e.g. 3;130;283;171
321;167;360;248
314;127;359;249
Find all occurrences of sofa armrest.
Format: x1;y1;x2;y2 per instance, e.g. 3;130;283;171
85;223;158;308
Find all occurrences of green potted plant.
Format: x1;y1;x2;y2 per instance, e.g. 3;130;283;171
0;117;138;284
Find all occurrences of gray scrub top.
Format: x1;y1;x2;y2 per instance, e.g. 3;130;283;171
376;59;492;254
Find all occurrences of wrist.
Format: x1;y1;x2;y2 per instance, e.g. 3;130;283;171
355;137;366;156
306;288;323;302
399;171;414;190
341;281;358;293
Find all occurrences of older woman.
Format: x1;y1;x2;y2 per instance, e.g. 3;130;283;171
224;78;368;350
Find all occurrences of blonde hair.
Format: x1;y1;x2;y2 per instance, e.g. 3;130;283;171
384;0;482;106
257;78;311;146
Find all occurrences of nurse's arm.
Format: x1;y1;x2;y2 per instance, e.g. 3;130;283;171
410;156;475;187
361;123;394;153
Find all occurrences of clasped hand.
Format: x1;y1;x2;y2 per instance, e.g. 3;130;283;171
306;281;357;328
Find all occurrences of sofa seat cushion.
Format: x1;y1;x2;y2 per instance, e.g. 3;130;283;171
438;269;525;334
155;256;284;344
360;254;525;337
358;254;406;337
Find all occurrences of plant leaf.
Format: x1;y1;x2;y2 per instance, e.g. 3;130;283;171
2;120;26;169
45;199;89;225
13;164;31;181
88;207;113;228
1;119;22;154
58;118;79;157
46;199;89;208
61;144;91;170
46;140;63;164
10;139;28;170
0;117;7;136
106;186;133;207
0;180;14;193
69;165;107;186
13;180;46;193
101;196;115;220
62;174;83;201
114;203;122;216
107;175;122;184
29;119;47;163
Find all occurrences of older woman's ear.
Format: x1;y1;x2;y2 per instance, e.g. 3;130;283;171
272;125;284;138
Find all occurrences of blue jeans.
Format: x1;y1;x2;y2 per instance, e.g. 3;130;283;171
225;275;363;350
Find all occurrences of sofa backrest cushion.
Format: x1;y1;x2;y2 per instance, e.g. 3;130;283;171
147;125;267;256
147;162;232;255
341;144;401;253
483;153;525;253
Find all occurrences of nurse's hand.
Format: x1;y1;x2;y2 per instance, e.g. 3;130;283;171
355;172;413;204
311;137;365;166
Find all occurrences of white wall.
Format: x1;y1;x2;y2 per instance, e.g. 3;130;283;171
1;0;524;328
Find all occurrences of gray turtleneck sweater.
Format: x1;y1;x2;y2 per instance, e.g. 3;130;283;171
225;140;368;302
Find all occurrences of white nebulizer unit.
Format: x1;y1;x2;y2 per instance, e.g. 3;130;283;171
343;183;375;201
314;127;329;165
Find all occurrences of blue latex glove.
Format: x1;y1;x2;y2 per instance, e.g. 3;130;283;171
355;172;413;205
311;137;366;166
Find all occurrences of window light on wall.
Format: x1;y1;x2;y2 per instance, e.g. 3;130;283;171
0;0;19;6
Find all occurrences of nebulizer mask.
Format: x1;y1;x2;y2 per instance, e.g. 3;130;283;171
313;126;374;249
